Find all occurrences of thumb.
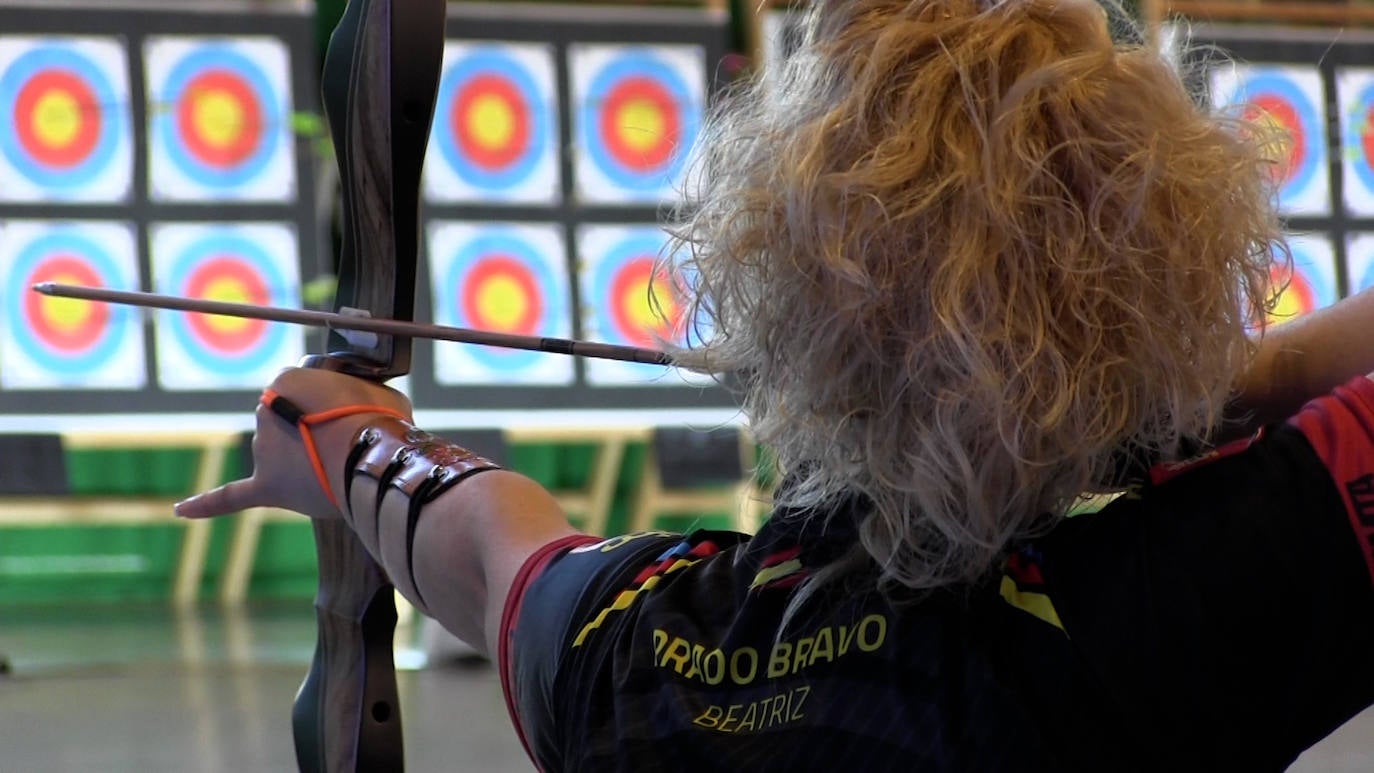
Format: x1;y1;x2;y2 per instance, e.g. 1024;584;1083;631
175;477;263;519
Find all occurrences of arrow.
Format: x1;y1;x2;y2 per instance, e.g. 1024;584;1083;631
31;282;672;366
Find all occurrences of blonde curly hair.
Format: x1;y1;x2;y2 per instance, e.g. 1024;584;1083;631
664;0;1282;591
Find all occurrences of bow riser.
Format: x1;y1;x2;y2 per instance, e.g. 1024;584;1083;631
318;0;443;379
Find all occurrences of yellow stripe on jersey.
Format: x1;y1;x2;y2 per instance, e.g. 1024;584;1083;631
999;575;1066;634
572;558;700;647
748;558;803;590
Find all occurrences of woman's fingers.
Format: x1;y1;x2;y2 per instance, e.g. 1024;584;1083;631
175;477;263;519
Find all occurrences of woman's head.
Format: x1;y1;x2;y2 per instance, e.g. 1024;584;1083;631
667;0;1282;590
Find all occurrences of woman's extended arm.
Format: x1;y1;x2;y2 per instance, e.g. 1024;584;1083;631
1229;286;1374;434
174;367;581;657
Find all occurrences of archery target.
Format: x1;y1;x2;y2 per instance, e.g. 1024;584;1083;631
424;42;559;205
570;44;705;204
1210;64;1330;216
575;224;704;386
426;221;573;385
0;220;145;389
150;222;303;389
0;36;133;203
1345;233;1374;295
145;36;296;202
1266;234;1338;326
1337;68;1374;216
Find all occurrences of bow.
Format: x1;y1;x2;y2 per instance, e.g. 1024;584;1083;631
290;0;444;770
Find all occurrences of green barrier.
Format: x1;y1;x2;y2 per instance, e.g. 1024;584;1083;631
0;440;746;607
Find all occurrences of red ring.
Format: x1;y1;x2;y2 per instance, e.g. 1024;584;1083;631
14;70;101;168
183;257;269;353
599;76;679;171
176;70;263;168
461;256;542;334
608;258;680;347
1247;96;1305;184
24;256;109;352
453;74;530;171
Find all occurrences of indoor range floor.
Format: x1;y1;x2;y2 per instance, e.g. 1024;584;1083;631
0;602;1371;773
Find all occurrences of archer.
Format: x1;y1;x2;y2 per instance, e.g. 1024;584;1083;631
178;1;1374;769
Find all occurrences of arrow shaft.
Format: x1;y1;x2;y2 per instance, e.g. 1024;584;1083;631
32;282;673;366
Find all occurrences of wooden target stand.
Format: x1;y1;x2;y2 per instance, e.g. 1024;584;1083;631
0;431;240;605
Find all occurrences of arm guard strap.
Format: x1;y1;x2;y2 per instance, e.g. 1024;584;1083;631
344;417;502;610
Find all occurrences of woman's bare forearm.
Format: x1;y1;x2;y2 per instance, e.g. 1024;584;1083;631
406;471;580;656
1229;286;1374;434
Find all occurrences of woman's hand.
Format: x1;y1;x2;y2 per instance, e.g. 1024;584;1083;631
174;367;413;521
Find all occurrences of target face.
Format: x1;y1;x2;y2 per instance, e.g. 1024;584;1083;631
0;36;133;202
1266;234;1338;326
424;42;559;205
576;224;705;386
1211;65;1329;216
1345;233;1374;295
150;222;303;389
1337;68;1374;216
145;36;296;202
570;44;705;204
426;221;572;385
0;221;145;389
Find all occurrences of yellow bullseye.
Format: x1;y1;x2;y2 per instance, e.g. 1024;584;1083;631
200;276;253;334
467;94;515;151
191;89;245;150
476;275;528;330
32;91;81;148
616;99;665;153
1267;286;1305;325
41;271;92;333
619;277;672;333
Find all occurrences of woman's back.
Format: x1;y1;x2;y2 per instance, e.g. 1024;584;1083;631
509;383;1374;771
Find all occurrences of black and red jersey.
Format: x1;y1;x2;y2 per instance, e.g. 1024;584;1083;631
500;377;1374;772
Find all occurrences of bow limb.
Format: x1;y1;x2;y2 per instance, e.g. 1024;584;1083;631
291;1;444;771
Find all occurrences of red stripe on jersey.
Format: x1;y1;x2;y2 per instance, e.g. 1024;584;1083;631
631;562;661;586
1005;551;1047;586
1149;430;1264;487
760;544;802;567
1289;376;1374;589
499;533;602;770
688;540;723;558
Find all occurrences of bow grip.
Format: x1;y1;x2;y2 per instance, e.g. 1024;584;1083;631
293;351;406;773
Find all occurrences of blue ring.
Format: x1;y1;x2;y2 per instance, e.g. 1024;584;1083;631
0;44;123;190
164;229;289;371
154;45;281;187
1345;82;1374;194
439;229;562;372
435;47;548;191
8;228;131;373
579;53;699;192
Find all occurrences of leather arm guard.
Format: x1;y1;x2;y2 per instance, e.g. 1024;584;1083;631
343;417;502;610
